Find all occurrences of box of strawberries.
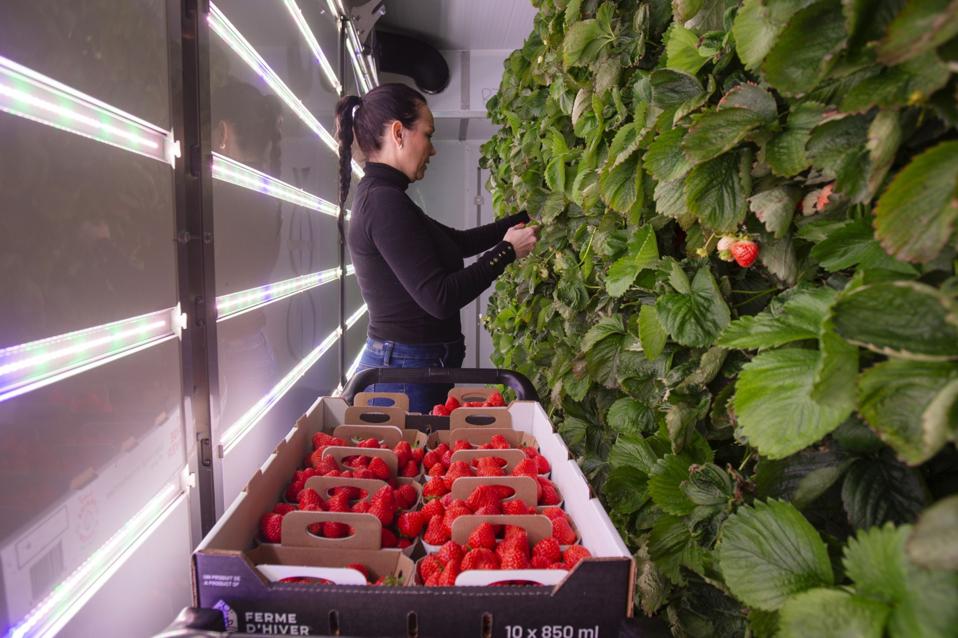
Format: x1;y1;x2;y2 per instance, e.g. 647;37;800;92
192;390;634;638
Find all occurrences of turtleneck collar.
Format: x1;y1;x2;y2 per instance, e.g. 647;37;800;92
363;161;411;191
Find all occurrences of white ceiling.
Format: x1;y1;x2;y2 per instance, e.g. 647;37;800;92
379;0;537;53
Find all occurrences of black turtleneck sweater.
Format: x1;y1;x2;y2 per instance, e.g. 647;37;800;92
348;162;529;344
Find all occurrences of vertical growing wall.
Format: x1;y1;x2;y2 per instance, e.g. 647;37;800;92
482;0;958;634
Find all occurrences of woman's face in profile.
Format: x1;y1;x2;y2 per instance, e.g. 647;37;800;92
402;104;436;182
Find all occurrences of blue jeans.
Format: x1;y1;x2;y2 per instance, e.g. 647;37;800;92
355;337;466;414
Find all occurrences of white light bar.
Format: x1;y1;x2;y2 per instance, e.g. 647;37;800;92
217;267;341;321
221;325;342;454
9;482;184;638
324;0;377;94
0;308;180;403
283;0;342;94
0;56;179;166
208;3;363;178
333;346;367;396
212;152;338;215
345;263;356;277
346;303;368;329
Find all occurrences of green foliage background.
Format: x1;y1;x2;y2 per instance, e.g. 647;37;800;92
480;0;958;634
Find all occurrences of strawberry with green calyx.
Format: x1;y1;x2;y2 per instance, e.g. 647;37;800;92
730;239;759;267
373;575;402;586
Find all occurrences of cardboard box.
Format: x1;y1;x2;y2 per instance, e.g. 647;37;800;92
193;397;634;638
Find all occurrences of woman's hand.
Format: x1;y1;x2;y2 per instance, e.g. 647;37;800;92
504;222;538;259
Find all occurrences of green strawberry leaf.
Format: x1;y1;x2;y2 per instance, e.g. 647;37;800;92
749;185;799;238
831;281;958;361
906;494;958;571
638;304;668;361
644;127;693;182
874;140;958;264
683;108;767;163
754;446;855;508
657;267;731;347
778;589;889;638
718;499;833;610
607;397;656;436
766;102;826;177
762;0;849;96
840;52;950;112
665;24;710;75
857;359;958;464
877;0;958;65
649;454;697;516
684;150;750;232
732;0;820;70
719;286;837;350
605;226;659;297
733;348;855;459
841;455;927;529
810;218;917;274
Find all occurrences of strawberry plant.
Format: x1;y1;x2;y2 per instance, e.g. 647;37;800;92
481;0;958;634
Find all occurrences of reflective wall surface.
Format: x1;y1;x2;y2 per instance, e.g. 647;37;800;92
0;0;370;634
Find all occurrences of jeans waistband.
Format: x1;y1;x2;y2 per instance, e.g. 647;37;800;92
365;336;464;358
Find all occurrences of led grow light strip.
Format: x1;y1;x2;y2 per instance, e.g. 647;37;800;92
324;0;377;94
221;325;343;455
0;307;181;403
0;56;179;166
345;303;368;329
332;304;370;395
283;0;341;94
216;267;341;322
345;263;356;276
9;481;184;638
212;152;338;216
208;3;363;178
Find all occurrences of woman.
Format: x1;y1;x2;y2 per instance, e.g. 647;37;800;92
336;83;537;413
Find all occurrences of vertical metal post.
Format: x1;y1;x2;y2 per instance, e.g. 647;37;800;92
338;14;348;388
171;0;220;536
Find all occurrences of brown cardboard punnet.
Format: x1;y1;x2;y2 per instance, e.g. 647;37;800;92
426;408;539;449
193;396;634;638
250;511;415;586
352;391;409;412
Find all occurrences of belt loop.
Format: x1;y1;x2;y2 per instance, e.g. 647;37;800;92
383;341;393;366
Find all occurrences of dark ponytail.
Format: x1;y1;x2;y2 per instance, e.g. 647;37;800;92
335;94;362;207
334;83;428;206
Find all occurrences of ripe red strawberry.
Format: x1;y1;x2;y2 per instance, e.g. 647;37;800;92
445;460;473;481
534;454;550;474
346;563;370;581
400;459;419;477
466;485;499;512
423;514;450;545
504;525;528;542
815;182;834;211
395;483;418;509
477;465;506;477
418;554;445;582
431;404;451;416
730;239;759;268
563;545;591;568
420;498;445;520
474;502;503;516
453;439;473;452
394;441;412;465
424;571;442;587
273;502;296;516
427;462;445;479
374;575;402;586
444;396;461;412
285;479;306;502
423;477;449;501
460;548;500;571
297;488;324;510
541;507;567;521
475;456;506;470
489;434;510;449
538;479;561;506
532;537;562;564
358;437;380;449
351;500;370;514
437;561;460;586
552;518;578;545
502;499;533;515
368;501;395;527
381;527;399;548
485;391;506;407
440;448;453;467
259;513;283;543
531;556;552;569
437;540;465;566
442;503;472;536
323;522;350;538
422;449;442;470
466;522;497;551
326;491;350;513
412;447;425;463
512;458;539;478
499;545;530;570
312;432;341;449
463;401;485;407
397;511;424;538
368;457;391;480
398;538;413;549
